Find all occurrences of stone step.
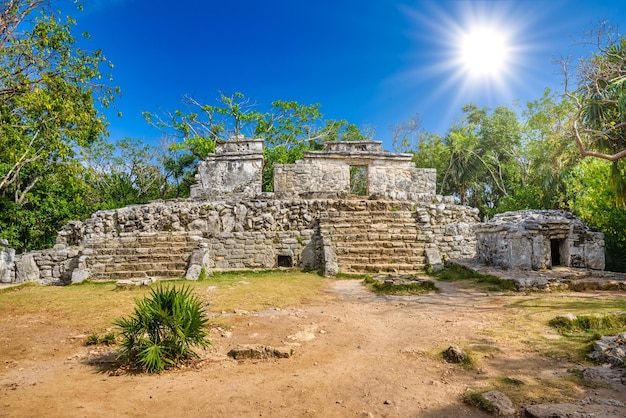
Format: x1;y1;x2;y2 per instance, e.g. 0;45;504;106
339;263;425;273
334;240;425;248
89;269;186;280
323;210;417;217
84;241;197;251
332;235;421;245
335;247;425;256
321;221;418;230
98;261;189;273
337;255;426;265
88;252;191;262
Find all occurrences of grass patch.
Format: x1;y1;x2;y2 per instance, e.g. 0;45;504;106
203;269;327;312
0;269;329;331
433;264;517;292
492;376;581;406
362;276;438;295
335;271;371;280
549;312;626;334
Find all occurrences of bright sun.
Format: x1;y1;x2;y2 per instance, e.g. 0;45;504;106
461;27;509;77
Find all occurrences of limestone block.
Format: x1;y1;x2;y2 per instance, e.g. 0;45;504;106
0;242;15;283
15;254;40;283
71;268;90;284
323;245;338;277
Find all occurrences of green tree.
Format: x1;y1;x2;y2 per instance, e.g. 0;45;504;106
566;158;626;271
146;92;370;192
82;138;174;209
499;89;579;211
0;0;117;249
440;104;523;215
563;22;626;203
390;113;450;191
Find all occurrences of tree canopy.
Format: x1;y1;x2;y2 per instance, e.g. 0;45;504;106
0;0;117;250
144;91;370;191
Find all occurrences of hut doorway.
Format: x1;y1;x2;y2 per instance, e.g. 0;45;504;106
551;239;563;266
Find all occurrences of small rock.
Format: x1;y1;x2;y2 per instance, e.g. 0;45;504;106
443;345;467;363
227;344;293;360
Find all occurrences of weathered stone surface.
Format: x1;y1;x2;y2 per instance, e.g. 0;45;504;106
190;137;263;199
15;253;39;283
227;344;294;360
185;245;210;280
71;268;90;284
480;390;516;416
274;140;436;200
0;239;15;283
522;399;626;418
476;210;605;271
115;277;156;287
588;332;626;366
425;248;443;272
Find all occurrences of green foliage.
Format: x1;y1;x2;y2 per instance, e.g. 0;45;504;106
548;312;626;334
566;25;626;203
115;284;210;373
86;333;99;346
565;158;626;271
0;1;118;250
349;166;368;196
146;92;371;192
438;104;524;217
86;331;116;346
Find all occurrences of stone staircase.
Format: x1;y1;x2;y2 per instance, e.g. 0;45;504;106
319;210;426;273
82;232;200;281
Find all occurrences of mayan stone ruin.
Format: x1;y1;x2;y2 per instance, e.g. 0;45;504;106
0;137;605;285
476;210;605;271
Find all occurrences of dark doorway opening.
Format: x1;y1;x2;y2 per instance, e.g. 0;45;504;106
277;255;293;268
551;239;562;266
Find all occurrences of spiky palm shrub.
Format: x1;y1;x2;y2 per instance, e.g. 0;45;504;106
115;284;210;373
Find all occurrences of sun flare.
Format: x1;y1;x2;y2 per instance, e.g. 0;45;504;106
461;27;509;77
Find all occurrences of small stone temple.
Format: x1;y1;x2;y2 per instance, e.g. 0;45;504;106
0;137;481;285
475;210;605;271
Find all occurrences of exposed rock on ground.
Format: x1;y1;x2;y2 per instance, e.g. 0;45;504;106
227;344;294;360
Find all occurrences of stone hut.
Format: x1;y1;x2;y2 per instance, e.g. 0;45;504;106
475;210;605;271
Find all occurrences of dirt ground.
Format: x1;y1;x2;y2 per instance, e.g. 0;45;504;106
1;279;625;418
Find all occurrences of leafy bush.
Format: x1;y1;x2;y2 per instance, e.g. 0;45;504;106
115;284;210;373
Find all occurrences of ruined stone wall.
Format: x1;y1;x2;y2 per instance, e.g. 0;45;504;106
476;210;605;271
273;160;350;195
274;141;436;199
190;138;263;199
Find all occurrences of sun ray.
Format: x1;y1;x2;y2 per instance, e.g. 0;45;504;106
386;0;553;132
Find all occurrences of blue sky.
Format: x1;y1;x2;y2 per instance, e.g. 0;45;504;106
70;0;626;150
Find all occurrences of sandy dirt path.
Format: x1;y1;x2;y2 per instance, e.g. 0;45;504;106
1;280;623;417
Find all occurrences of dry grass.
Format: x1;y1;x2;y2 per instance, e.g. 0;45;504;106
0;269;329;333
459;292;626;406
